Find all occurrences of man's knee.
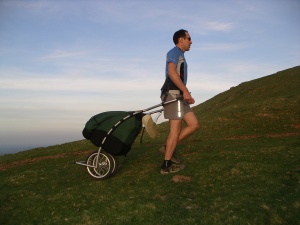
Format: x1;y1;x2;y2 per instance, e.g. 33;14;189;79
191;121;200;132
184;113;200;132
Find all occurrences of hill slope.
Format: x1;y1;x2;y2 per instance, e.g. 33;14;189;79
0;66;299;225
192;65;300;138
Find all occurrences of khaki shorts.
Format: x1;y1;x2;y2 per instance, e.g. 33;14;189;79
161;91;192;120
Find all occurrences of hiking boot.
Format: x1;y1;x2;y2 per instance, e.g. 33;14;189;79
160;163;185;175
159;146;181;164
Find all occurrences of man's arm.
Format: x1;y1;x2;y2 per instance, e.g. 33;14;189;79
168;62;195;104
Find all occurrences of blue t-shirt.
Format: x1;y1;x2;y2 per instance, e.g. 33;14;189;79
161;47;188;94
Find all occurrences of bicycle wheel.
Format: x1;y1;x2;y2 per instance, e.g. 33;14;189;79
86;152;115;179
108;153;118;176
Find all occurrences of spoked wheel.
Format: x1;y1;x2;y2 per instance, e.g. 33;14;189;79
86;151;117;179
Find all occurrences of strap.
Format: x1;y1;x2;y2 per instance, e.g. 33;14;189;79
139;127;145;144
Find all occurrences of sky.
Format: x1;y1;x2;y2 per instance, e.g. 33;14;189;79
0;0;299;155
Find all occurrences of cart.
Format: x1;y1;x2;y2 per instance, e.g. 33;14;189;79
76;97;181;179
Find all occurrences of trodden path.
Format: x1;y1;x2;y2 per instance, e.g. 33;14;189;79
1;131;299;172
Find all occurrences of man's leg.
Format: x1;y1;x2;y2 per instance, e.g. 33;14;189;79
164;119;182;160
161;119;185;174
162;111;199;160
177;111;199;144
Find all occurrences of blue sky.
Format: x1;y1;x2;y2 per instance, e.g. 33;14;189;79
0;0;299;154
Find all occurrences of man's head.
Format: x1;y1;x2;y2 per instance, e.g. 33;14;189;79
173;29;192;52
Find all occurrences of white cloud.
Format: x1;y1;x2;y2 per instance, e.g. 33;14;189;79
39;50;88;60
206;21;235;32
0;74;160;93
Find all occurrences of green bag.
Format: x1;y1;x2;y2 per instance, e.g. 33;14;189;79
82;111;143;155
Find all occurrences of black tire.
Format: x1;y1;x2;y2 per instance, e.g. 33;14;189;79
105;151;117;176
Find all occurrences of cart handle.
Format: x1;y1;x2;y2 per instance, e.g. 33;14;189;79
141;96;183;113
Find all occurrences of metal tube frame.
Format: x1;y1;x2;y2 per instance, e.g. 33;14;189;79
76;97;181;168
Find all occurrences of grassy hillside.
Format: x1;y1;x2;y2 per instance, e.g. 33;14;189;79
0;66;299;225
193;66;300;138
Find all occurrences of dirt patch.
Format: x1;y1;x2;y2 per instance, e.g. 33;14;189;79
172;175;192;183
293;124;300;129
0;150;93;172
223;134;260;140
266;132;300;138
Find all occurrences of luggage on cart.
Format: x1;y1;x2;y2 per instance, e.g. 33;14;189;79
76;97;181;180
82;111;144;156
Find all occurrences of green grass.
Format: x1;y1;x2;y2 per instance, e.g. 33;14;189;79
0;66;299;225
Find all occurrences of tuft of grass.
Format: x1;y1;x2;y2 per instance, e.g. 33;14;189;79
0;66;299;224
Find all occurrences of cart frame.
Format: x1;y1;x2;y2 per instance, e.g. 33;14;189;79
76;97;181;179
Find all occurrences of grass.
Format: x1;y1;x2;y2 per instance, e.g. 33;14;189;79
0;66;299;225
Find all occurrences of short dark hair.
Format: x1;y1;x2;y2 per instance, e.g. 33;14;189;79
173;29;188;44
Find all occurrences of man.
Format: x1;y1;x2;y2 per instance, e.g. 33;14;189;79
160;29;199;175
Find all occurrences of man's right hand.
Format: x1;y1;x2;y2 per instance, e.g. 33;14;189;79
183;91;195;104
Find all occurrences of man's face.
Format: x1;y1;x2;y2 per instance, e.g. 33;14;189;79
182;32;192;51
